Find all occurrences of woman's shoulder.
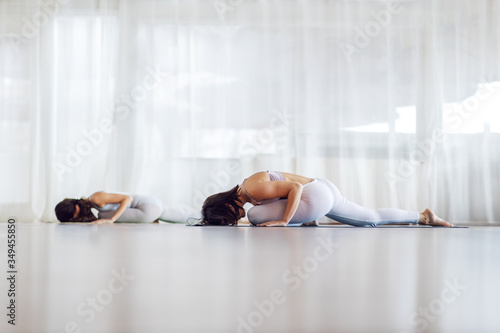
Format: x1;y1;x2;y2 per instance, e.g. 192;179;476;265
89;192;133;208
244;171;274;185
248;171;269;180
89;191;106;207
89;191;107;200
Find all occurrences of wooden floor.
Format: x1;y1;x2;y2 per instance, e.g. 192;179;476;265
1;223;499;333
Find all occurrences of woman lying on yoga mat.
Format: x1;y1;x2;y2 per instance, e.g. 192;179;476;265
55;192;197;223
200;171;453;227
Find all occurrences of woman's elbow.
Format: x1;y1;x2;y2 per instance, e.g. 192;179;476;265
292;182;304;193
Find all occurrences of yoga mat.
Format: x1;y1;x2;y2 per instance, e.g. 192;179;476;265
188;224;468;228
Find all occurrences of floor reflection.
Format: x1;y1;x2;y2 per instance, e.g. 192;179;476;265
2;224;499;333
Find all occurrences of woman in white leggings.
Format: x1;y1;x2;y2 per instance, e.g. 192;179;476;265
55;192;198;223
200;171;453;227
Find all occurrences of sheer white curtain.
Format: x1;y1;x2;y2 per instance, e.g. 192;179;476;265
1;0;499;223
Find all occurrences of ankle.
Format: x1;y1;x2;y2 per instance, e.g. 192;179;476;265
418;212;426;224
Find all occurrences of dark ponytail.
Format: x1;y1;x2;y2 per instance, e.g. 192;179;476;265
201;185;242;226
55;198;97;222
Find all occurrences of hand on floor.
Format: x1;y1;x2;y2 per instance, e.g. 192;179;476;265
93;219;115;224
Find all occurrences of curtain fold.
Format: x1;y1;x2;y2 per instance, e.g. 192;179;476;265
1;0;499;223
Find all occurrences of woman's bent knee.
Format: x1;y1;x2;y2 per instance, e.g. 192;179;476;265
247;207;265;225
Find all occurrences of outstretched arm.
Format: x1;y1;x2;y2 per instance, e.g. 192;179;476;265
91;192;133;223
244;180;303;227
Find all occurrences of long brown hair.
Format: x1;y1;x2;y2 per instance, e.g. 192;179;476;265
201;185;242;226
55;198;97;222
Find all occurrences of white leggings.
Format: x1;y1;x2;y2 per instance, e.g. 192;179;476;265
97;195;199;223
247;179;420;227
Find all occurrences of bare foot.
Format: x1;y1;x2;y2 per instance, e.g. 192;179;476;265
419;208;454;227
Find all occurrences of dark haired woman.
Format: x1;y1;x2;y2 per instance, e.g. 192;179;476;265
55;192;197;223
201;171;453;227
